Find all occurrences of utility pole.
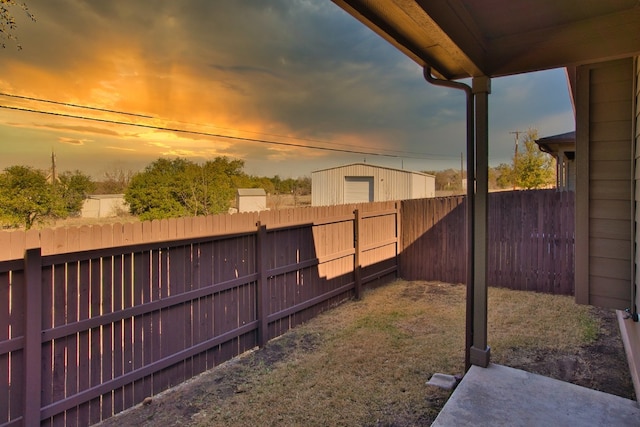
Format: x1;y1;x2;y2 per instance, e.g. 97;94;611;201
509;131;524;190
50;149;57;184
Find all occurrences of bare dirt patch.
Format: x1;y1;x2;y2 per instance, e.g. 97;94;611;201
97;281;634;427
491;307;633;398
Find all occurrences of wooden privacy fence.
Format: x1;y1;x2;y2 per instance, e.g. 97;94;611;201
401;190;575;294
0;202;399;426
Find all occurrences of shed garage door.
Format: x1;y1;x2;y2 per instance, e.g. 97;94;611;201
344;176;373;203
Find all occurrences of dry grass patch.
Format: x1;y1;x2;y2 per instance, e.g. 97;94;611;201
98;280;631;427
488;287;600;353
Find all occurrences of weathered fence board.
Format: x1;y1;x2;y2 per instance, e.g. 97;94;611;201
0;202;398;426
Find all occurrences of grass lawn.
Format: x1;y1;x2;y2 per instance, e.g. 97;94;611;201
97;279;633;426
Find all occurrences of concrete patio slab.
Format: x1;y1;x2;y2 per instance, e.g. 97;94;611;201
433;364;640;426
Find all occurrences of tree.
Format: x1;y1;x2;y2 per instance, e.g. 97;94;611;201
0;166;96;229
94;167;134;194
295;176;311;195
0;165;53;229
499;128;555;190
495;163;515;189
1;0;34;49
424;169;464;192
55;170;96;216
198;157;245;214
125;157;246;221
125;158;190;220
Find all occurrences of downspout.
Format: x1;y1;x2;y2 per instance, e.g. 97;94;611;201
630;57;638;321
423;67;475;371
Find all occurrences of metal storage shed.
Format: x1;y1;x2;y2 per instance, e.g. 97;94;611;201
236;188;267;213
311;163;435;206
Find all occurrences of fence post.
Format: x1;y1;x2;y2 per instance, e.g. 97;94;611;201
395;202;402;279
353;209;362;300
23;248;42;427
256;222;269;347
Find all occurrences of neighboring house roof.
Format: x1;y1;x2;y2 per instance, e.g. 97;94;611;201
535;131;576;157
535;131;575;145
331;0;640;79
312;163;435;177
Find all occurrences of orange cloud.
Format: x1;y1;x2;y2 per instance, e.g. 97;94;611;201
58;136;90;145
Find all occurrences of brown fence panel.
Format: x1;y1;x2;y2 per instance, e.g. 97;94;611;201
400;196;466;283
487;190;575;294
0;201;398;425
358;202;400;288
260;202;398;340
401;190;575;294
0;259;24;426
31;236;260;425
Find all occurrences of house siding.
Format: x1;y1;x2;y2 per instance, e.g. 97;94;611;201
576;57;634;309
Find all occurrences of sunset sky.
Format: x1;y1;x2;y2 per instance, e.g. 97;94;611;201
0;0;575;179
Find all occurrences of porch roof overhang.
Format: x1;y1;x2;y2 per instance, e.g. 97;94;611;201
331;0;640;80
535;131;576;156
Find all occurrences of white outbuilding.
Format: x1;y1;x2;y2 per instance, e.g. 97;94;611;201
236;188;268;213
311;163;435;206
81;194;127;218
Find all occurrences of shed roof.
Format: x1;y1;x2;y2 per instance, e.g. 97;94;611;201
87;194;125;200
312;163;435;177
236;188;266;196
331;0;640;79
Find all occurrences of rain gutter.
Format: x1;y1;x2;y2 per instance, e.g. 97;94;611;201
423;67;475;371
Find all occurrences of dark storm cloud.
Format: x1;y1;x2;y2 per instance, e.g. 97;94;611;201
13;0;465;143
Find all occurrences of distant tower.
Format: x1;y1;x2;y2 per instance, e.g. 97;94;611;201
509;130;524;190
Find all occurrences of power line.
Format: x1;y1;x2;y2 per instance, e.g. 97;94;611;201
0;104;412;158
0;92;460;160
0;92;154;119
162;117;456;159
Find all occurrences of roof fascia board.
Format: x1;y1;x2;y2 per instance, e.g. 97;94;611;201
415;0;488;74
332;0;484;79
333;1;640;78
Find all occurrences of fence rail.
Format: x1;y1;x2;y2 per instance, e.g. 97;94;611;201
0;202;399;426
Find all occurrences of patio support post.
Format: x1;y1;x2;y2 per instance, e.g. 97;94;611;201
470;76;491;367
423;67;475;370
24;248;43;426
